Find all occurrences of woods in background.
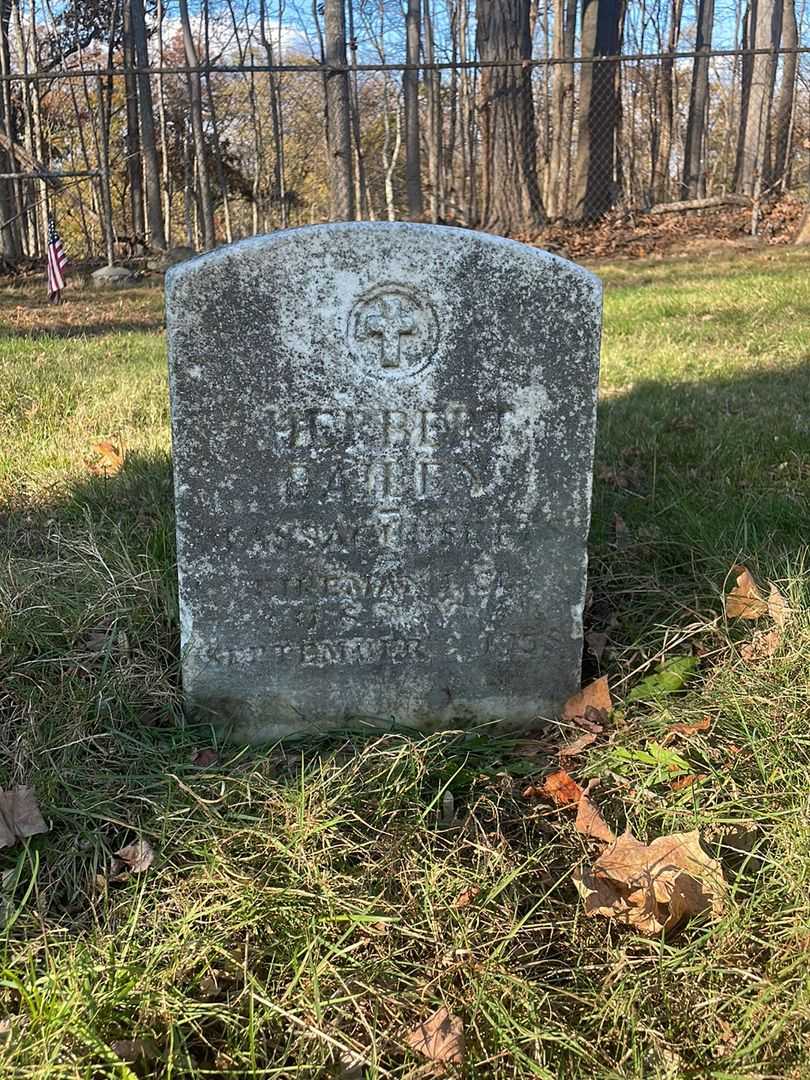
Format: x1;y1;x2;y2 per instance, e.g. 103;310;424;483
0;0;807;262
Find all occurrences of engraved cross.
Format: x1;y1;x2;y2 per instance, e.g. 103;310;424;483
364;297;416;368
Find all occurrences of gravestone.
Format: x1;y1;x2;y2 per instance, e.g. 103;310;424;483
166;223;602;742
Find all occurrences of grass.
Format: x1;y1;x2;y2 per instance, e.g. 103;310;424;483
0;248;809;1078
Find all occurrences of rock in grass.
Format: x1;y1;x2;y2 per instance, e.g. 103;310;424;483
91;265;138;289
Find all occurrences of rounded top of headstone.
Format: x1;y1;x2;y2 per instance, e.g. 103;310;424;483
165;221;601;296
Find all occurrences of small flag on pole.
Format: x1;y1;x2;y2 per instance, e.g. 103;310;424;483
47;213;67;304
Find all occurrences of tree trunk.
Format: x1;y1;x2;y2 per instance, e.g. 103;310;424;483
571;0;624;222
122;0;145;242
653;0;683;202
13;0;37;255
156;0;172;245
476;0;544;234
770;0;797;190
260;0;288;228
178;0;215;248
423;0;443;221
737;0;782;195
130;0;166;249
682;0;714;198
96;78;115;265
403;0;423;217
346;0;370;218
547;0;576;218
323;0;355;220
0;0;20;261
202;0;232;244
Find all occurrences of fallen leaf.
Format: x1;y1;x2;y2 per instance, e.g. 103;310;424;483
767;584;789;628
452;885;480;909
575;794;616;843
540;769;583;806
626;656;699;703
563;676;611;721
725;565;768;620
560;731;597;758
88;439;125;477
740;627;782;661
665;716;712;742
0;787;48;849
111;839;154;880
191;748;219;767
671;774;708;791
405;1006;464;1065
573;829;725;936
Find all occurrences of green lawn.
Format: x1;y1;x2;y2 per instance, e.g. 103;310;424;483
0;249;808;1078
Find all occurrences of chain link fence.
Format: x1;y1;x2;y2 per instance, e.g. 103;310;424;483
1;44;808;261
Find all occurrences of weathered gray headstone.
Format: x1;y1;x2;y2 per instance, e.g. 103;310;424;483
166;223;602;742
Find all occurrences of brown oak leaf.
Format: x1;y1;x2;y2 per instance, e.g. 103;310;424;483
767;584;789;628
88;439;125;477
664;716;712;743
452;885;481;910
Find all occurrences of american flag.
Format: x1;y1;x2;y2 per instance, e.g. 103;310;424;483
47;214;67;303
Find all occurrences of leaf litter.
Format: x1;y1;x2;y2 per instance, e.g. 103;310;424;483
523;769;583;805
574;829;726;937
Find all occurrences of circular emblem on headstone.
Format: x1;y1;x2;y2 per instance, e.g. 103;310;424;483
348;283;439;378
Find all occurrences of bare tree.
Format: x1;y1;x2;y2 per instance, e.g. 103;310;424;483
737;0;782;195
178;0;215;247
572;0;625;221
770;0;797;189
652;0;683;202
682;0;714;197
547;0;577;218
259;0;288;227
476;0;544;233
122;0;145;241
130;0;166;249
423;0;444;221
323;0;355;219
403;0;423;217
